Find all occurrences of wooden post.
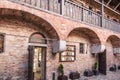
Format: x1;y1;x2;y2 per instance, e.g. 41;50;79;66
81;7;83;21
30;0;32;4
60;0;65;15
100;0;104;27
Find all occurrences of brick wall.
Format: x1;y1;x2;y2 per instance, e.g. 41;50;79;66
0;0;120;80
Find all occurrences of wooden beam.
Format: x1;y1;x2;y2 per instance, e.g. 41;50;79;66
94;0;120;16
28;43;47;47
101;0;104;15
106;0;112;6
114;3;120;10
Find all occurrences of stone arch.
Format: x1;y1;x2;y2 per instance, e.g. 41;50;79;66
0;8;60;40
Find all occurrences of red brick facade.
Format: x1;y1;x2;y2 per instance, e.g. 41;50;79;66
0;0;120;80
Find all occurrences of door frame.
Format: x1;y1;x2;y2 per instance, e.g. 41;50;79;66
28;44;47;80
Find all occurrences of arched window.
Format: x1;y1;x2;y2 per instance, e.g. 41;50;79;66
29;32;46;44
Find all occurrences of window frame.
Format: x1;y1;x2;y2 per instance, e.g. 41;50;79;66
0;34;4;53
59;45;76;62
79;43;85;54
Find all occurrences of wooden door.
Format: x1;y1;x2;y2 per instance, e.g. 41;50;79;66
28;46;46;80
98;50;107;75
28;46;34;80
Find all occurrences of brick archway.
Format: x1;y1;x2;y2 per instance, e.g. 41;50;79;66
106;35;120;47
0;8;60;40
106;35;120;72
67;27;101;44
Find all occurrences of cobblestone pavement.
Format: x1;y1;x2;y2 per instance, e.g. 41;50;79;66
78;71;120;80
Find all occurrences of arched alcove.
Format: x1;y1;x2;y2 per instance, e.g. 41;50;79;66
0;8;60;39
106;35;120;70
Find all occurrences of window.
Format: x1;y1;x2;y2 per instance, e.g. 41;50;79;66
60;45;76;62
0;34;4;53
79;43;85;54
29;32;46;44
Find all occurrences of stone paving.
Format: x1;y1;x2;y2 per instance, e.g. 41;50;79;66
69;70;120;80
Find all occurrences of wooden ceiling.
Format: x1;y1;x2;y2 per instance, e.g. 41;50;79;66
99;0;120;13
70;0;120;14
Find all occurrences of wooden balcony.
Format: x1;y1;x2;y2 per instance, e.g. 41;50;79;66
8;0;120;33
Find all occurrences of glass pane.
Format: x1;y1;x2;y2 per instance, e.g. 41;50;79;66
67;46;75;50
62;52;66;56
80;43;84;53
61;57;65;61
60;45;75;62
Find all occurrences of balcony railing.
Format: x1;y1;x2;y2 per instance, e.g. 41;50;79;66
8;0;120;33
14;0;62;14
103;18;120;32
64;0;102;27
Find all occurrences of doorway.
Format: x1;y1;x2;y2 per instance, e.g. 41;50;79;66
98;50;107;75
28;46;46;80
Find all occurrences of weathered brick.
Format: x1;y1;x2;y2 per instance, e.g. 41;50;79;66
0;0;120;80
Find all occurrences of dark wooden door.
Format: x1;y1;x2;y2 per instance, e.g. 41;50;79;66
98;50;107;75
